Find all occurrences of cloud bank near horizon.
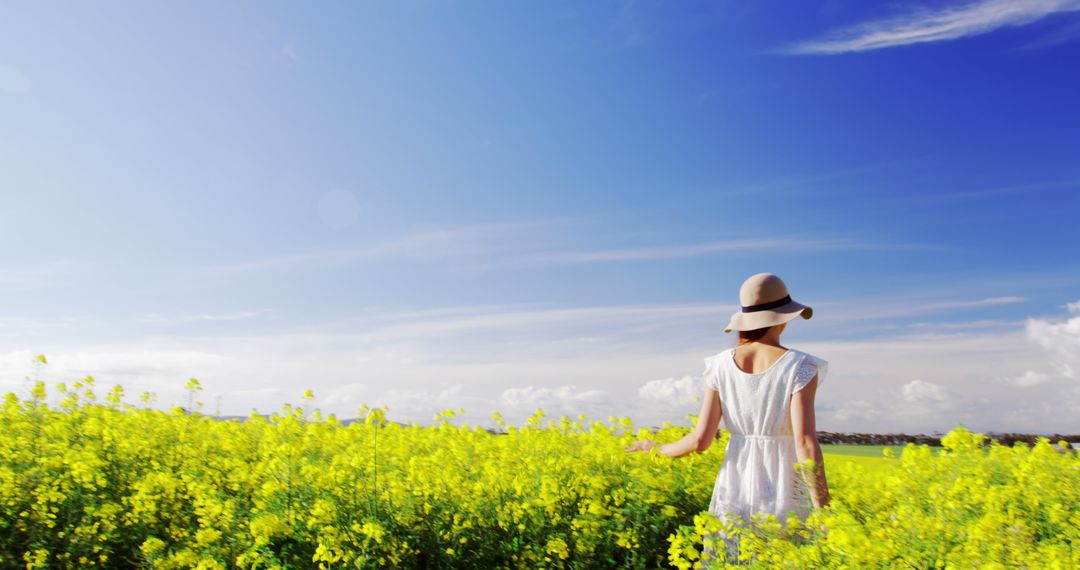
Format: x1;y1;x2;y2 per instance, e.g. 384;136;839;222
3;298;1078;435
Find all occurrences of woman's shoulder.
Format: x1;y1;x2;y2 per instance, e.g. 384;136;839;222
786;347;825;361
702;349;734;376
786;348;829;375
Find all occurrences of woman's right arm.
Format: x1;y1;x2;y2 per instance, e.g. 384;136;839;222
791;374;831;509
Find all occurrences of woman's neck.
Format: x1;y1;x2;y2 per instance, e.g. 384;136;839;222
739;338;784;348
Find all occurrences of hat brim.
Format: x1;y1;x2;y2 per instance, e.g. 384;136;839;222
723;301;813;333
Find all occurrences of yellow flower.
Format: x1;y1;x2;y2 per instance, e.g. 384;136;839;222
1;382;1075;569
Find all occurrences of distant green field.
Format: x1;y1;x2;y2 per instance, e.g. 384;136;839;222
822;443;930;457
822;452;896;474
820;443;947;474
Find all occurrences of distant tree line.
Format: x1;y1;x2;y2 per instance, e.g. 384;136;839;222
814;431;1080;448
218;415;1079;450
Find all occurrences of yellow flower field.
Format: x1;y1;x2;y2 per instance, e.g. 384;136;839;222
2;378;1078;569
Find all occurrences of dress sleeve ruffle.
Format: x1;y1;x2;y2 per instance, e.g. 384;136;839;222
792;354;827;394
703;355;721;391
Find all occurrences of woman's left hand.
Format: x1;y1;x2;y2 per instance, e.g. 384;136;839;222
624;440;659;453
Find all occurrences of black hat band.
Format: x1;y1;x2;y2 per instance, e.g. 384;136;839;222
741;294;792;313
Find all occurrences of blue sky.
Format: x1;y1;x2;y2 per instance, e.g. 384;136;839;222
2;1;1079;434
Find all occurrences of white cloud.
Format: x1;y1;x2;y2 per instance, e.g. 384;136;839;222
493;384;651;426
320;382;369;408
999;370;1052;387
375;383;490;423
0;64;32;93
219;387;284;414
798;300;1080;433
828;399;881;427
638;376;701;408
0;350;47;383
900;379;957;409
634;376;707;426
499;385;608;410
228;387;282;398
782;0;1080;55
1024;302;1080;379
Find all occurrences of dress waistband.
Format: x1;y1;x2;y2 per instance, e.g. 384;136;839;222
729;433;793;440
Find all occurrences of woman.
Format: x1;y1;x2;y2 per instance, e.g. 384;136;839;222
626;272;831;564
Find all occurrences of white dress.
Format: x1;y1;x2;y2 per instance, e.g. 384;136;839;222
702;346;828;564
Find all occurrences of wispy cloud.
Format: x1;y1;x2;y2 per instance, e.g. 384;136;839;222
899;178;1080;203
712;157;927;197
346;302;732;341
781;0;1080;55
304;294;1028;351
817;295;1027;323
1017;14;1080;49
907;318;1025;331
141;310;268;325
195;218;570;275
0;260;98;291
515;236;934;265
193;216;923;273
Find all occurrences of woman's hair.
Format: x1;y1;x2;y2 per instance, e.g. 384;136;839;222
737;326;773;344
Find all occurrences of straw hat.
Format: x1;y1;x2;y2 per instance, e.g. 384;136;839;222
723;273;813;333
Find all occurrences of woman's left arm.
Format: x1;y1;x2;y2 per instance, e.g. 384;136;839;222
625;384;722;458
